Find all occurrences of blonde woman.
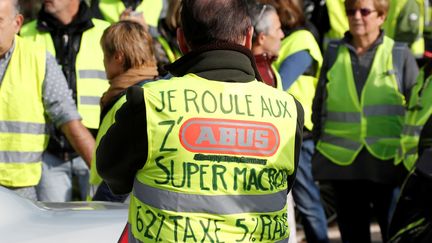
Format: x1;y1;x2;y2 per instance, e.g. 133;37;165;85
90;21;158;201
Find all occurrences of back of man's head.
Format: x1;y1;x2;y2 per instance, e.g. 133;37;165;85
180;0;252;48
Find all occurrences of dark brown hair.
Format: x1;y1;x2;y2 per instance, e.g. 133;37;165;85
180;0;252;48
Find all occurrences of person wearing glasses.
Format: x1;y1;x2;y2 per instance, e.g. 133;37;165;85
97;0;304;242
257;0;329;242
248;3;300;242
311;0;418;242
249;3;284;88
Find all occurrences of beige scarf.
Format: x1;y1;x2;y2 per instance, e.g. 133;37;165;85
100;66;158;109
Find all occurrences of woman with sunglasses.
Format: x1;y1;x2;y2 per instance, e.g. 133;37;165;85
311;0;418;242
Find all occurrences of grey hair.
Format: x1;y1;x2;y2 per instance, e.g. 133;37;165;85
249;3;277;40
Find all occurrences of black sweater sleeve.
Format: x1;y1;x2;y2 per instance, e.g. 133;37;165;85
97;86;148;195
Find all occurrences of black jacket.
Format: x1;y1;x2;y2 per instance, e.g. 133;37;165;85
36;2;98;157
96;43;304;194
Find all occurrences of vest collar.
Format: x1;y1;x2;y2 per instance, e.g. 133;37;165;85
165;42;263;83
342;30;385;53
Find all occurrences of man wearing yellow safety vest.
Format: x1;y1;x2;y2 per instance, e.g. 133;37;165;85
312;0;419;241
20;0;109;202
97;0;304;242
0;0;94;201
388;59;432;243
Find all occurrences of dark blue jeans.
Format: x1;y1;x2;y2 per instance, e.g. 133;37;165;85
292;139;329;243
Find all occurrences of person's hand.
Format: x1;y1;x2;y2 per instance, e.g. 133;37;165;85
120;7;148;30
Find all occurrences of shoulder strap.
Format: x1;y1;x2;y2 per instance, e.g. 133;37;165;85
325;40;342;70
392;41;407;94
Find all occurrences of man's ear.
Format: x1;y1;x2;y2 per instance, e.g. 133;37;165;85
15;14;24;34
257;32;266;47
244;26;254;49
177;28;190;54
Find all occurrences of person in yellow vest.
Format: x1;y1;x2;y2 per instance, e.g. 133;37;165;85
266;0;330;242
323;0;349;48
253;0;330;242
248;3;301;243
395;61;432;171
0;0;94;201
19;0;110;202
155;0;182;76
249;3;284;88
311;0;419;242
387;60;432;243
97;0;304;242
90;0;178;80
89;0;164;29
90;20;158;202
383;0;426;59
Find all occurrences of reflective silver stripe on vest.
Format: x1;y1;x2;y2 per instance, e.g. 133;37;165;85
406;147;418;156
363;105;405;117
402;125;423;136
0;121;46;134
321;134;362;150
133;181;288;214
326;111;361;123
78;70;106;79
80;96;100;105
0;151;42;163
365;136;400;145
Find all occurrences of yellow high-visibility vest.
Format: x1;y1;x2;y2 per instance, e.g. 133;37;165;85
274;29;323;131
89;95;127;190
98;0;163;27
0;36;48;187
129;74;299;242
21;19;110;129
395;66;432;170
317;37;406;165
323;0;349;47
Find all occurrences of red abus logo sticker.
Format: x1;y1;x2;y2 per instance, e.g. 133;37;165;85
180;118;280;157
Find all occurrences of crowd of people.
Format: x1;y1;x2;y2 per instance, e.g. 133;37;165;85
0;0;431;242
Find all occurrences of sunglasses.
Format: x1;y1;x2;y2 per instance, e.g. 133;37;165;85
345;8;377;17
